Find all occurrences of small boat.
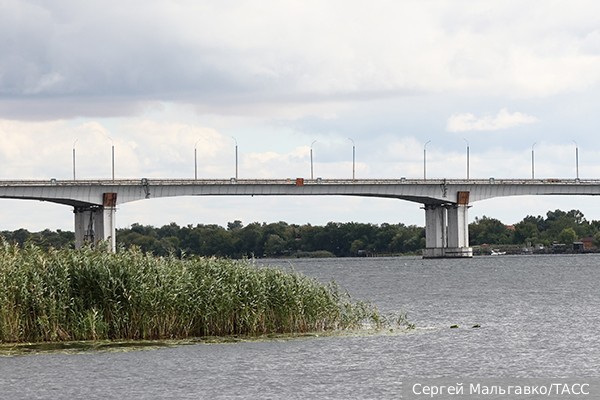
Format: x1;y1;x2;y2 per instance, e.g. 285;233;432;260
490;249;506;256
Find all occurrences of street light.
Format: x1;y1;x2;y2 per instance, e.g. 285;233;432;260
423;140;431;180
463;138;470;180
232;137;238;180
96;131;115;180
531;142;536;179
194;139;201;180
310;140;317;180
348;138;355;180
72;139;78;180
575;141;579;180
103;135;115;181
111;141;115;181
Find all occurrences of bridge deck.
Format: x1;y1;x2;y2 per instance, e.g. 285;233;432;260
0;178;599;207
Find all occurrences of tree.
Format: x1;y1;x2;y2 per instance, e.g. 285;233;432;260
541;209;591;244
513;221;540;245
196;225;233;257
234;222;264;257
264;234;286;256
349;239;366;256
469;216;512;245
374;223;398;253
593;232;600;248
227;220;243;230
558;227;577;244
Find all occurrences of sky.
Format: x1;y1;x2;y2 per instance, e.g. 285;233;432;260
1;0;600;232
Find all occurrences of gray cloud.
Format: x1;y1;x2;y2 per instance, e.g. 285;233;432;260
1;2;256;100
1;0;600;123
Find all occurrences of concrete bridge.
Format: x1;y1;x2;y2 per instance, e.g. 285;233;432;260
1;177;599;257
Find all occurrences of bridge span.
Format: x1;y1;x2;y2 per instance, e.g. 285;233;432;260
1;178;599;257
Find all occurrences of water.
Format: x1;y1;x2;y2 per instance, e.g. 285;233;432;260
2;255;600;399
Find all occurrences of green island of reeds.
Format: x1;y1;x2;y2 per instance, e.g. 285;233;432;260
0;240;410;348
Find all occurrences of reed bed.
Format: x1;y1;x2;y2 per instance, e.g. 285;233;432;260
0;241;387;343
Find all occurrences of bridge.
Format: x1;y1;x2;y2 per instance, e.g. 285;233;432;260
1;177;599;258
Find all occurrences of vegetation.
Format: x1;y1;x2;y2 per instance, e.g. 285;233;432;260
111;209;600;255
469;209;600;248
0;228;74;250
115;220;426;258
2;209;600;258
0;241;393;344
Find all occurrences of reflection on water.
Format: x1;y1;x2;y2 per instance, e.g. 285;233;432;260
1;254;599;399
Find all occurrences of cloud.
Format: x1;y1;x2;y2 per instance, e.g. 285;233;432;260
446;109;538;132
2;1;600;121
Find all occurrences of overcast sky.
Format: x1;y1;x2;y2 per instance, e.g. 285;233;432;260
1;0;600;231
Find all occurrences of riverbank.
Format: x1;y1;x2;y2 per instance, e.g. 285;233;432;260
0;242;396;344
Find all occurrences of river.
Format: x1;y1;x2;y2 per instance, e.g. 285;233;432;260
1;254;599;399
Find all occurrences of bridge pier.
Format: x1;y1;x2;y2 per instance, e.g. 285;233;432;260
423;204;447;258
73;193;117;252
422;195;472;258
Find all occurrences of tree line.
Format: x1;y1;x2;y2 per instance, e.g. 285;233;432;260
116;220;426;257
470;209;600;248
2;209;600;257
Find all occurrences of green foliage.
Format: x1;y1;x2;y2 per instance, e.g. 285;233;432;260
558;227;578;244
469;216;513;245
469;209;600;247
513;220;540;244
115;221;425;257
0;229;74;249
1;221;425;258
0;241;387;343
2;208;599;257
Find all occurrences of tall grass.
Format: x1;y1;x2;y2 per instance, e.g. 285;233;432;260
0;240;387;343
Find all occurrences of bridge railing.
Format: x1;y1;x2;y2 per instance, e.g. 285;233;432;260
0;178;598;186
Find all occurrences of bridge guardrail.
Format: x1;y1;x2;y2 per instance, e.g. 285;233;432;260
0;178;598;186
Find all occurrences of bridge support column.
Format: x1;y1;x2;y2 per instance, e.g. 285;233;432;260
423;205;447;258
423;192;472;258
74;193;117;252
445;204;472;258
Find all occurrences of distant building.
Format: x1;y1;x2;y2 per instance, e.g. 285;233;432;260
580;237;595;251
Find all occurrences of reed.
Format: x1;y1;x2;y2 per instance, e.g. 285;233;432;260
0;240;391;343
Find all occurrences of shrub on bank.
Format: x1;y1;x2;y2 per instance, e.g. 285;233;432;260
0;241;384;343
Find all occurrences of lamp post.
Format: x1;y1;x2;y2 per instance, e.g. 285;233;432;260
348;138;355;180
104;135;115;181
72;139;78;180
232;137;238;180
531;142;536;180
423;140;431;180
310;140;317;180
463;138;470;180
96;131;115;180
111;142;115;181
194;140;201;180
573;140;579;180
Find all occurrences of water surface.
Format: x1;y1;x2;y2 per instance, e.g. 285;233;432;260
2;254;599;399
